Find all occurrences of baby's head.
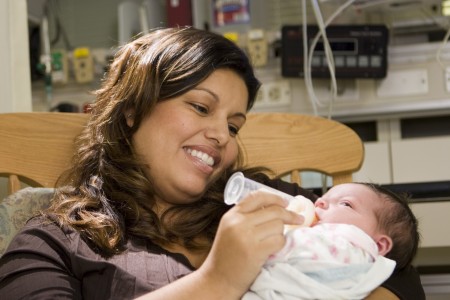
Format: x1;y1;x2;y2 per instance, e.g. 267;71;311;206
315;182;419;270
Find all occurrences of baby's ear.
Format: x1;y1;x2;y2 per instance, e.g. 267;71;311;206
375;234;393;256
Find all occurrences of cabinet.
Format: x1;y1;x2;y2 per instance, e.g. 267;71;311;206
391;137;450;183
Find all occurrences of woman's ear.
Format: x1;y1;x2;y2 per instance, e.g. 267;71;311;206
375;234;393;256
124;109;135;127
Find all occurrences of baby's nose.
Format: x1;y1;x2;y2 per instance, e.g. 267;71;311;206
314;198;327;209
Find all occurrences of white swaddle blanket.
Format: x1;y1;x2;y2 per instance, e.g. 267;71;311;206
243;223;396;300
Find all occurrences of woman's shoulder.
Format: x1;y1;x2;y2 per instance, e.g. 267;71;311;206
20;215;79;242
0;215;84;290
1;215;195;298
4;215;100;265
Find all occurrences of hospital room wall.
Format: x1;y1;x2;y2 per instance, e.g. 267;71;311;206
0;0;32;113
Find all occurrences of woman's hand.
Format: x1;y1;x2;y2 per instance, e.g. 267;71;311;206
198;191;305;298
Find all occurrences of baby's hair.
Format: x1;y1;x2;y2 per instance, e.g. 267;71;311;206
358;182;420;270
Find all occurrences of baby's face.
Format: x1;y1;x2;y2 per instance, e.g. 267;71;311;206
314;183;383;240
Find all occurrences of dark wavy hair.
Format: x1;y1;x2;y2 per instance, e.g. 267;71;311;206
358;183;420;270
45;27;261;257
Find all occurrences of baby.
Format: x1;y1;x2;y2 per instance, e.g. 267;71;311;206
243;182;420;300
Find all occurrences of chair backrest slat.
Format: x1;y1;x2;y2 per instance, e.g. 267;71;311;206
238;113;364;185
0;112;89;194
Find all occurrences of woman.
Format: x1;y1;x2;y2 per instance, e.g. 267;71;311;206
0;27;424;299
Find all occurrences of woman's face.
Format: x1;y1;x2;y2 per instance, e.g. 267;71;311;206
131;69;248;206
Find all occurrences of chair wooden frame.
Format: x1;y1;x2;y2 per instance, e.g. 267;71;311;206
238;112;364;185
0;112;364;195
0;112;89;195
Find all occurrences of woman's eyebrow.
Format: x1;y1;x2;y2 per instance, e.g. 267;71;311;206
192;87;219;101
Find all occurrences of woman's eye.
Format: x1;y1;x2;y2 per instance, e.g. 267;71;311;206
191;103;208;114
228;124;239;136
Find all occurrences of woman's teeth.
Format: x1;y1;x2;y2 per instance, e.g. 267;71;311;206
186;148;214;166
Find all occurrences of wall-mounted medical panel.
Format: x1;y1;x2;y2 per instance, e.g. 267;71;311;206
281;25;389;79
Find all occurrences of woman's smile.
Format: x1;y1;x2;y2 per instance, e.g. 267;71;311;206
184;146;221;167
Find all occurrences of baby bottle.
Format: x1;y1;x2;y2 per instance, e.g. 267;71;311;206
224;171;317;228
224;171;296;205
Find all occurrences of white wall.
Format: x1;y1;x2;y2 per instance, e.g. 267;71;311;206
0;0;32;112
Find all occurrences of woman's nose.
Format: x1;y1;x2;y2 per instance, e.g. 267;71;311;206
205;120;229;146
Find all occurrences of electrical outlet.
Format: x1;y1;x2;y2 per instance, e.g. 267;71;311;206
254;80;291;108
255;87;265;104
73;47;94;83
313;79;359;103
247;29;268;67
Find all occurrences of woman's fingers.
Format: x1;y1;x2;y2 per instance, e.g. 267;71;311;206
235;190;288;212
200;190;306;295
249;203;305;228
235;190;305;227
221;190;304;256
